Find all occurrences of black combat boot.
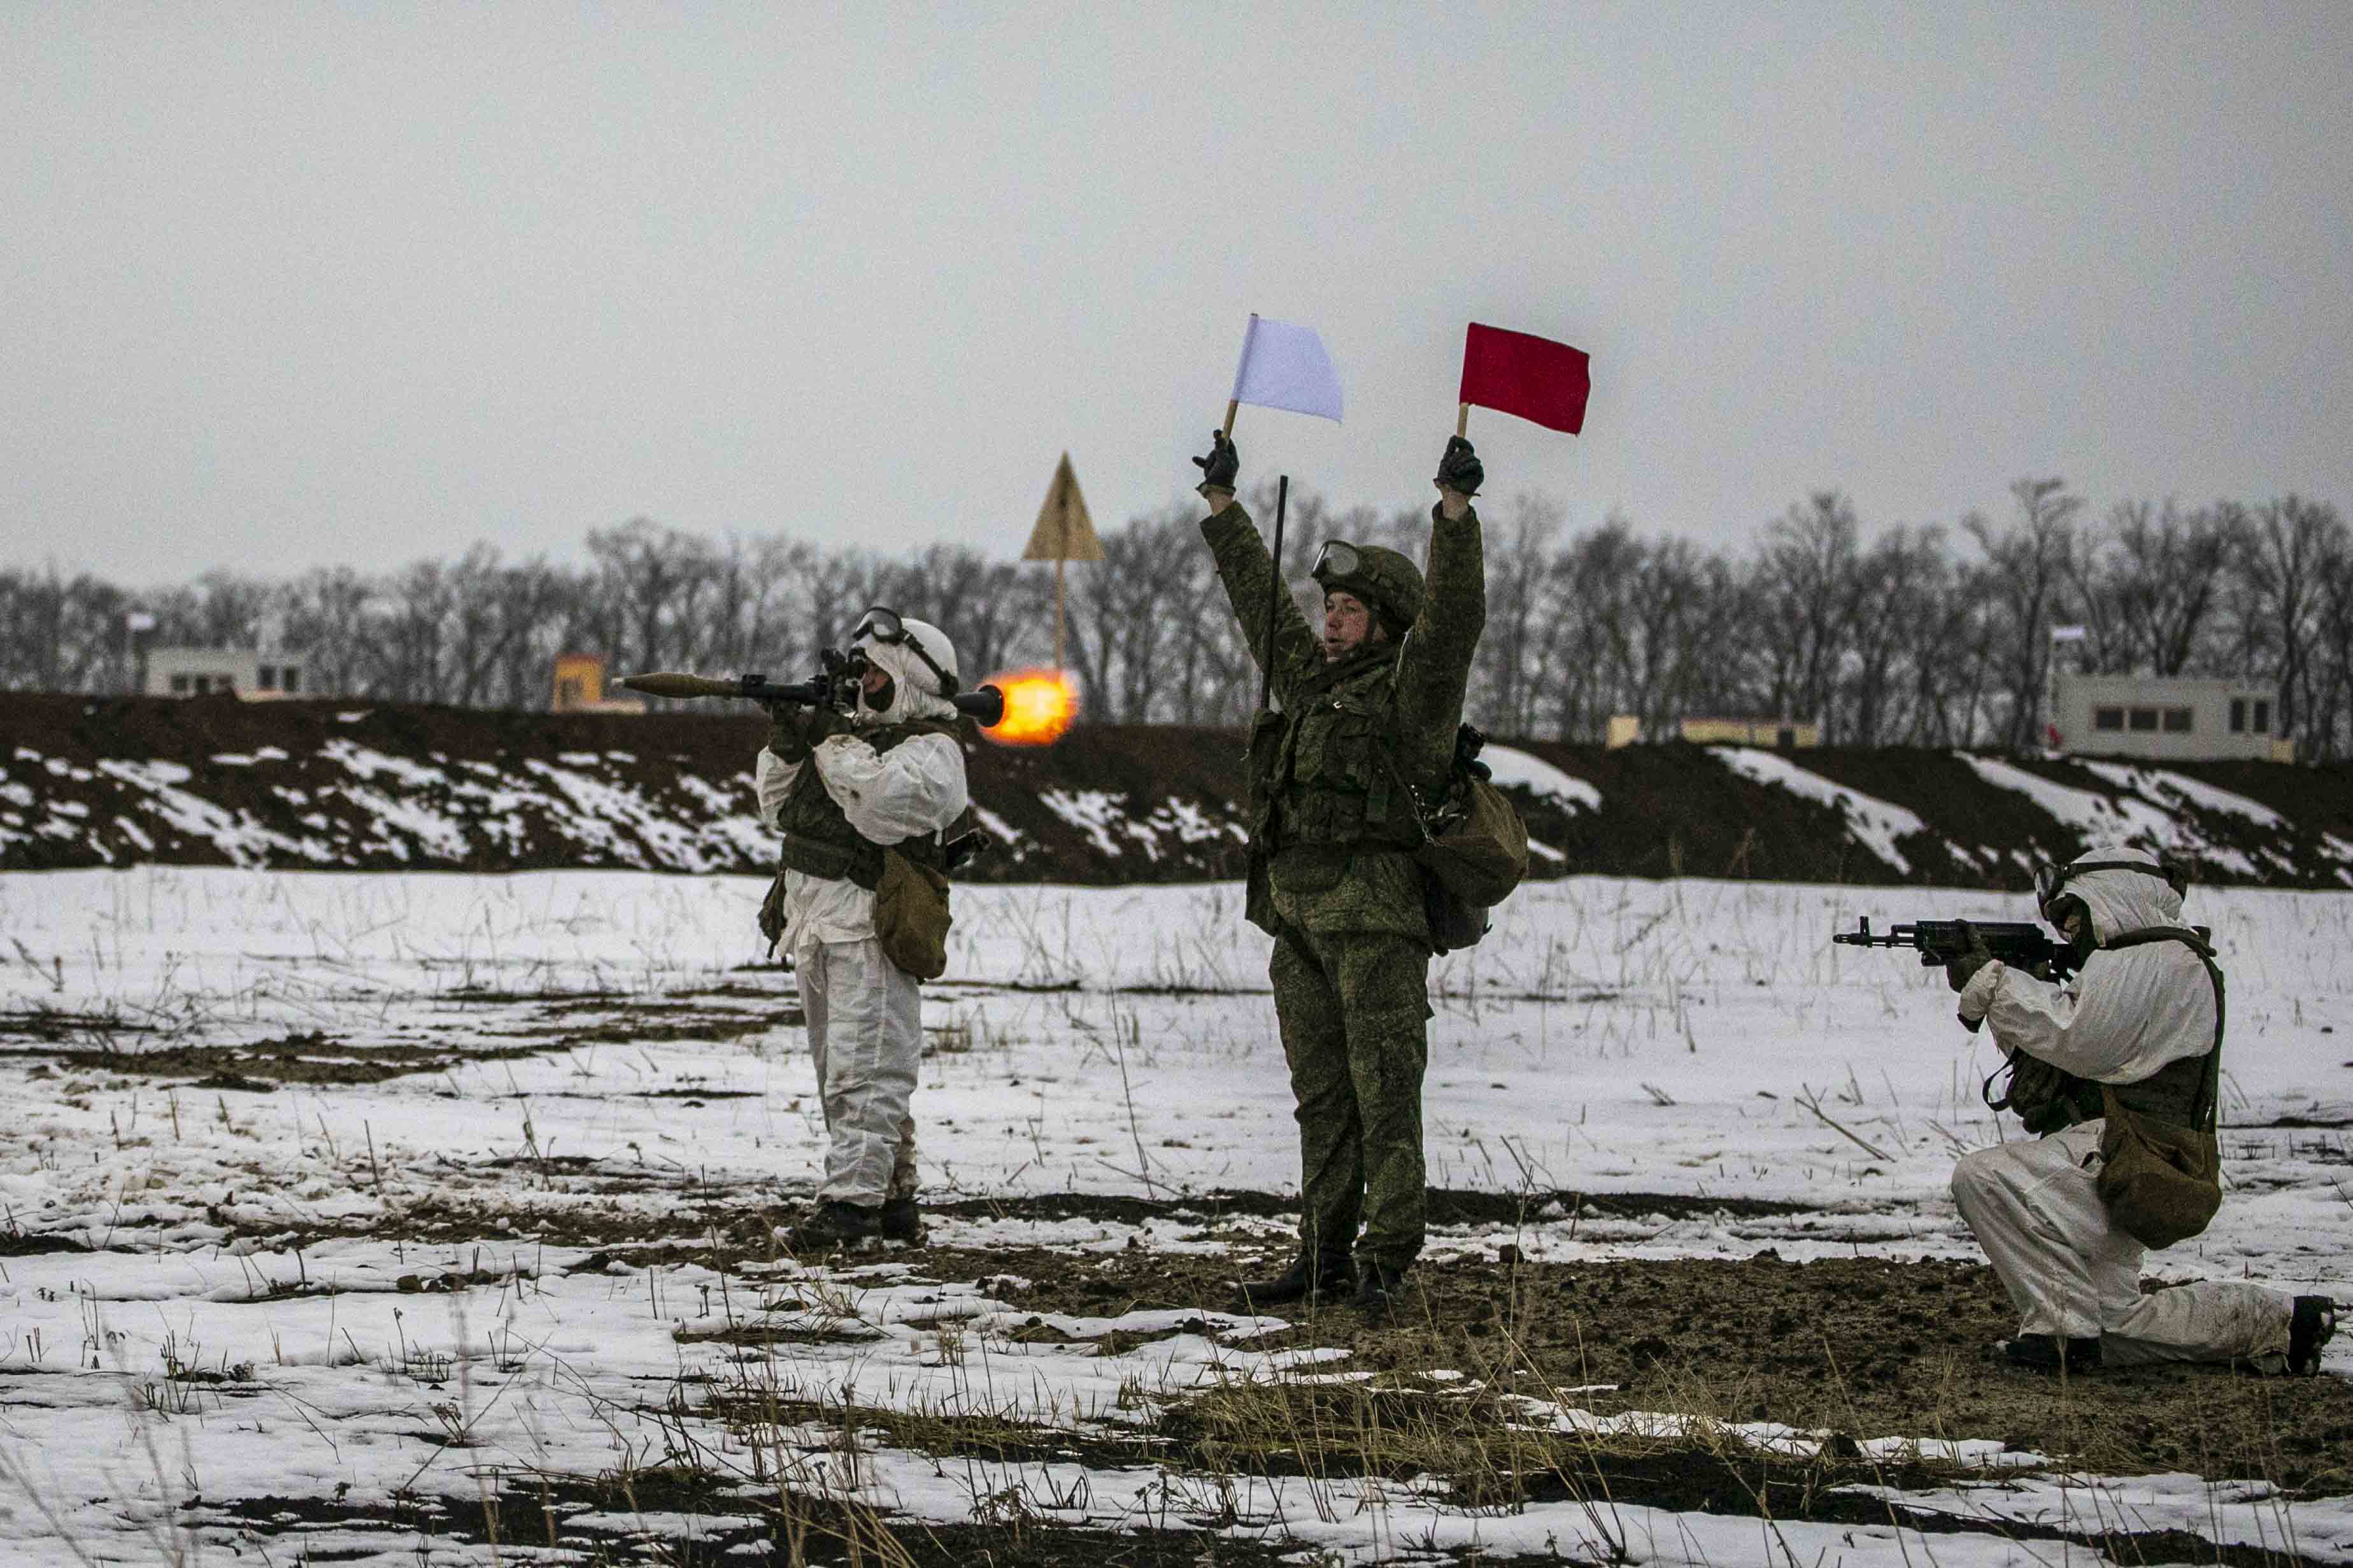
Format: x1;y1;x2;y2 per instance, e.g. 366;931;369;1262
879;1195;924;1245
1352;1260;1413;1319
2287;1297;2339;1375
2002;1334;2101;1374
788;1199;881;1254
1233;1249;1353;1312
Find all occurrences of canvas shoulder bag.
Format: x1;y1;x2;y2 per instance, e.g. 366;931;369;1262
2093;928;2225;1249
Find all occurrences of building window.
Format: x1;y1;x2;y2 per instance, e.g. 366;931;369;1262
258;665;277;691
282;668;301;695
2094;707;2124;731
2230;698;2247;732
171;674;190;694
190;675;210;695
2129;708;2159;731
2253;700;2270;734
2163;709;2193;733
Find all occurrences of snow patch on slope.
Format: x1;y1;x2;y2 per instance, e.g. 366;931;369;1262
1710;747;1927;873
1481;745;1602;812
1960;754;2271;877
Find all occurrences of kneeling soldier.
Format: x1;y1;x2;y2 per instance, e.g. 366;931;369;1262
1949;846;2336;1374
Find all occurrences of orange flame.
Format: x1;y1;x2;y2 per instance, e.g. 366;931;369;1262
983;667;1079;746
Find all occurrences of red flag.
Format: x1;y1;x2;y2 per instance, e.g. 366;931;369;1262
1458;323;1590;434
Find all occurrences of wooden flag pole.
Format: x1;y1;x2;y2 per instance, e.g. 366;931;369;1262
1223;399;1239;439
1456;402;1470;438
1053;557;1067;673
1257;475;1289;717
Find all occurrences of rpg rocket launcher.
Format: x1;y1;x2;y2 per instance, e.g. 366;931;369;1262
620;655;1004;874
619;653;1008;728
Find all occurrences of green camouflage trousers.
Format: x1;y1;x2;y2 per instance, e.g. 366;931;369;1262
1268;922;1431;1271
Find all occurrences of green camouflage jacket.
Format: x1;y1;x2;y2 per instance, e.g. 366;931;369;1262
1200;500;1485;936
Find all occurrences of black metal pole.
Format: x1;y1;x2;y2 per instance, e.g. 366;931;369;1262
1258;474;1289;715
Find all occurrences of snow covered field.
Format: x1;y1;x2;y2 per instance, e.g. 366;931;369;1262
1;867;2348;1565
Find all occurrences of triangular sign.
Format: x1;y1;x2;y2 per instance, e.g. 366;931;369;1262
1022;453;1105;562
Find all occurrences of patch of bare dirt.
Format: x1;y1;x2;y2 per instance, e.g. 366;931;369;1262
17;1031;556;1085
0;997;791;1084
911;1240;2353;1495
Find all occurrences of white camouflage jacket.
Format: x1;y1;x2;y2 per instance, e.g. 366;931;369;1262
1958;849;2217;1086
753;637;968;952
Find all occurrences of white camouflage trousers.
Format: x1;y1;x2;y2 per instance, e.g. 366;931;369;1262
795;936;921;1207
1952;1120;2292;1367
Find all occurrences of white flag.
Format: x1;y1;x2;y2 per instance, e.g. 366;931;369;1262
125;611;157;632
1229;314;1344;423
2049;624;2087;642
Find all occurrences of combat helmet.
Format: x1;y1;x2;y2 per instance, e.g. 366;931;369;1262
1311;541;1424;640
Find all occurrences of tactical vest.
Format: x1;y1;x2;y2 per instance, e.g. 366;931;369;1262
2013;928;2224;1134
773;719;958;891
1257;646;1427;852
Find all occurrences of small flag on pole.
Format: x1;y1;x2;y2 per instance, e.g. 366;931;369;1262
1458;322;1590;434
1228;314;1345;423
125;611;157;633
2049;625;2088;642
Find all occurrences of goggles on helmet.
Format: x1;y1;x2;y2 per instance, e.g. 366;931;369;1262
2031;855;2187;917
849;605;958;696
1311;541;1361;581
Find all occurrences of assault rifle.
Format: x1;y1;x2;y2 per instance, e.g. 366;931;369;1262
1832;917;2079;980
620;654;1007;727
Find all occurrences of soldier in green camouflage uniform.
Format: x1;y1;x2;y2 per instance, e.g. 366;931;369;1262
1193;430;1486;1313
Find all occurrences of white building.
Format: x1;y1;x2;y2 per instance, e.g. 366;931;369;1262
2052;673;2291;762
145;647;308;700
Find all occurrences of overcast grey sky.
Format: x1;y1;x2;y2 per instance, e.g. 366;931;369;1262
6;4;2349;583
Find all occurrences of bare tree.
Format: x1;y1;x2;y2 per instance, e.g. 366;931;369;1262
2312;530;2353;759
1967;477;2084;748
1752;492;1863;739
2065;500;2236;677
1473;493;1566;737
2228;496;2344;759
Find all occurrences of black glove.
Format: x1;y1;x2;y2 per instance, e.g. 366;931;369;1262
806;702;850;743
1944;919;1997;993
1433;435;1482;497
766;702;812;761
1192;430;1239;493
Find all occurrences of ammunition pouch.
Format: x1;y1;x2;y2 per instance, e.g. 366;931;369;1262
1386;734;1532;956
874;847;953;980
1414;772;1530;910
2095;1084;2221;1248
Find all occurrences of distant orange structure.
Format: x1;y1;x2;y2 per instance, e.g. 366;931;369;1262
984;668;1079;746
551;654;646;714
